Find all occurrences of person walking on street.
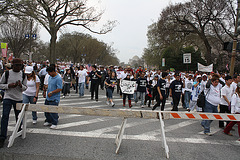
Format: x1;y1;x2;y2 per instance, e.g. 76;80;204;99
152;71;168;111
136;71;147;108
62;68;72;98
88;65;101;101
170;73;184;111
223;82;240;141
43;66;62;129
219;75;233;128
105;71;117;107
122;74;133;108
0;58;27;148
22;66;40;124
78;65;88;97
201;74;222;136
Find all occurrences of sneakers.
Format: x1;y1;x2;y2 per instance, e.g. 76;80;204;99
111;102;115;107
62;95;65;98
50;125;57;129
141;105;144;108
33;120;37;124
43;122;52;126
106;101;110;105
204;132;213;136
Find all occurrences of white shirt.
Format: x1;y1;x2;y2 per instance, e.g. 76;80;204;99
206;85;222;106
121;72;128;79
220;85;232;106
191;82;201;101
116;70;124;79
230;82;237;96
44;74;50;85
23;76;40;96
200;80;207;93
184;79;193;92
231;93;240;114
78;70;88;83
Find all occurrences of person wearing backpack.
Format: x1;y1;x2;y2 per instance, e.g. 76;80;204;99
0;58;27;148
201;74;222;136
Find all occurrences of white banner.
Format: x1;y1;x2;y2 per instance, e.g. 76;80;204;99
120;80;136;94
197;63;213;72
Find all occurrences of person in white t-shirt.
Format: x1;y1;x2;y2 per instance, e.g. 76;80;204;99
78;65;88;97
22;66;40;124
190;75;202;112
230;74;240;96
201;74;222;136
219;75;232;128
183;74;193;111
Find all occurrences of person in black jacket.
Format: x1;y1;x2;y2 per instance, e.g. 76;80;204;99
88;65;101;101
170;73;184;111
152;71;168;111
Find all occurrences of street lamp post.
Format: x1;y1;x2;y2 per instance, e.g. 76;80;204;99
25;18;36;62
230;0;240;76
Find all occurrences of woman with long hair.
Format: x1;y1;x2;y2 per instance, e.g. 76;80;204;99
22;66;40;124
224;82;240;141
62;68;72;98
105;71;117;107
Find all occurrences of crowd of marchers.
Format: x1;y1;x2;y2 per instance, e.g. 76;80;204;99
0;59;240;148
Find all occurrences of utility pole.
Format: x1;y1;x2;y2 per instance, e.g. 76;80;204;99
230;0;240;76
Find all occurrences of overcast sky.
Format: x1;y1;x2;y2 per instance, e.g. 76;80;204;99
39;0;186;63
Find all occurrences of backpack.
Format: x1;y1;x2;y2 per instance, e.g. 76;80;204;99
197;89;210;108
4;70;26;84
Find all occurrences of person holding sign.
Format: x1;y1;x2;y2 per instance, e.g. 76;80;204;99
105;72;117;107
122;74;133;108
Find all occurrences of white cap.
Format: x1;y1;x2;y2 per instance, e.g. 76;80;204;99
25;66;33;74
196;75;202;79
202;74;207;77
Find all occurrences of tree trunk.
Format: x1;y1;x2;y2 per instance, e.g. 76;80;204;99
50;30;57;64
199;33;212;65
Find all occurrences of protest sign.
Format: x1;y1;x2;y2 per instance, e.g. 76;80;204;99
120;80;136;94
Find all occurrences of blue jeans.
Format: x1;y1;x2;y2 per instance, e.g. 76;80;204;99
137;92;146;106
23;94;37;120
44;99;59;125
0;99;22;139
79;82;85;96
107;88;114;99
184;91;192;109
201;100;218;133
134;92;137;103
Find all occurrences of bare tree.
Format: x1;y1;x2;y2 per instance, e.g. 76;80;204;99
0;17;38;58
158;0;236;64
13;0;116;63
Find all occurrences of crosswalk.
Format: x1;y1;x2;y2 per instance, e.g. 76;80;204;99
1;91;240;147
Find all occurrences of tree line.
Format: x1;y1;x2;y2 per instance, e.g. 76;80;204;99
0;0;118;64
143;0;239;72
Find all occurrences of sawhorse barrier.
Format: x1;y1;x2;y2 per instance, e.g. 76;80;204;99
8;104;240;159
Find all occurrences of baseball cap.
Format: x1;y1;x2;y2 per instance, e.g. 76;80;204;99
25;66;33;74
196;75;202;79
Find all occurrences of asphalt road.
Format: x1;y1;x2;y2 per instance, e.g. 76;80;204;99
0;87;239;160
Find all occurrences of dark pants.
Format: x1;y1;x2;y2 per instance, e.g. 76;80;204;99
181;93;185;108
166;88;170;98
40;75;45;90
63;83;71;96
123;94;132;100
0;99;22;139
91;81;99;100
44;99;59;125
144;95;152;107
152;94;166;111
117;79;121;94
172;94;181;111
219;104;230;128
